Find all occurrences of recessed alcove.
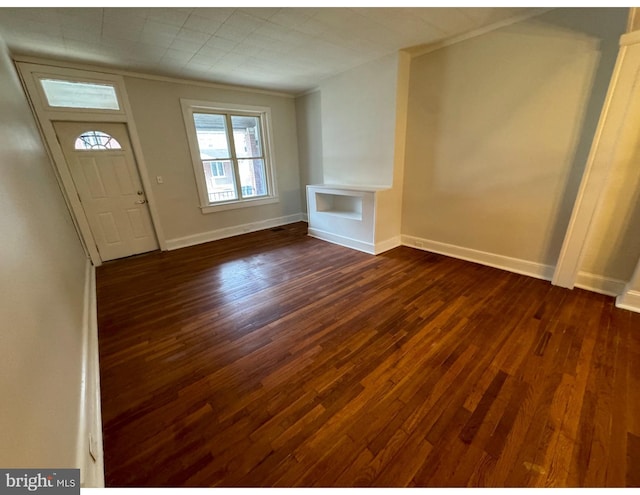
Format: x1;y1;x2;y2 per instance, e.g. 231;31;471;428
315;192;363;220
307;184;393;254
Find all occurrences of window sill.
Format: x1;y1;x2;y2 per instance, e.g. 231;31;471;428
200;195;279;214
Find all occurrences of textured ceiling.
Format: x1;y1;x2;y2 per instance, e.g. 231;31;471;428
0;7;540;93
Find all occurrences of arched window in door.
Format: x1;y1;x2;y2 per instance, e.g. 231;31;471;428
74;130;122;150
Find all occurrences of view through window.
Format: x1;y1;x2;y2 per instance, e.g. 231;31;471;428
193;112;269;204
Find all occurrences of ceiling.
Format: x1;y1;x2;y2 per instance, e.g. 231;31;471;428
0;7;541;94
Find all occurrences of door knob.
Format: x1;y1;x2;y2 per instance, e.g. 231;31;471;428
135;199;147;204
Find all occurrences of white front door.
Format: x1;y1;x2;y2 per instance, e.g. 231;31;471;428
54;122;158;261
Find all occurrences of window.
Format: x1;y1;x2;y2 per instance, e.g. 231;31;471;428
210;162;225;177
182;100;278;212
39;78;120;110
74;130;122;150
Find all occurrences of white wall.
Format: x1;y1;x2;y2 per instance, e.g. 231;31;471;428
295;90;323;213
0;38;87;468
123;76;302;243
402;8;627;269
375;51;411;245
320;53;399;187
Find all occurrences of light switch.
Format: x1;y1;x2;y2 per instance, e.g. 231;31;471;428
156;176;163;184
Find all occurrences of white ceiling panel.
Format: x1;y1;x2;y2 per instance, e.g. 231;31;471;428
183;15;225;35
0;7;543;94
144;8;192;27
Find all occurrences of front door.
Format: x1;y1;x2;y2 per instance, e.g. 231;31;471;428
54;122;158;261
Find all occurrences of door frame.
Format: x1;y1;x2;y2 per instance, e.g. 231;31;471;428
54;121;160;261
14;60;166;266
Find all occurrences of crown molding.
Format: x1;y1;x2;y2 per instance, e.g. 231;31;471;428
10;53;296;99
405;7;554;59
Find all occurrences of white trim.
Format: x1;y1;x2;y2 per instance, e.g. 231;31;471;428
16;62;131;265
401;235;555;281
310;183;389;193
200;196;280;214
15;61;167;262
306;230;399;255
375;236;402;255
182;99;273;114
12;54;295;98
308;227;376;255
405;8;553;58
551;35;640;289
16;63;129;122
76;260;104;488
575;272;626;297
551;41;624;289
301;212;309;223
616;256;640;313
35;73;124;116
626;7;639;34
165;213;303;250
180;98;279;213
621;29;640;47
616;290;640;313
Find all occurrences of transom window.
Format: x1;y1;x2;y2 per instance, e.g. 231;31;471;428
74;131;122;150
182;100;278;212
40;78;120;110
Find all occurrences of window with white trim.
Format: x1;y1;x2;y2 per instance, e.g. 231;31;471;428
181;100;278;212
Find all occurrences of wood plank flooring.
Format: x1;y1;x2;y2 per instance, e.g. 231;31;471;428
96;222;640;487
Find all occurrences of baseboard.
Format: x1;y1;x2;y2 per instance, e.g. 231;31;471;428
308;227;376;255
401;235;555;281
575;271;626;297
616;289;640;313
307;229;400;256
165;213;304;250
375;236;402;254
76;260;105;487
301;212;308;223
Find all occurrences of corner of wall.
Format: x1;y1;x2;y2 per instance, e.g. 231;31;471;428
294;89;324;214
375;50;411;245
616;290;640;312
615;255;640;312
575;271;626;296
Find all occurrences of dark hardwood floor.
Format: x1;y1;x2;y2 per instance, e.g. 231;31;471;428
96;222;640;487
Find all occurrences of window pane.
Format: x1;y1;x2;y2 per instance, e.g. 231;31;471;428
194;113;230;160
231;115;262;158
202;160;237;203
74;130;122;150
239;159;267;198
40;79;120;110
